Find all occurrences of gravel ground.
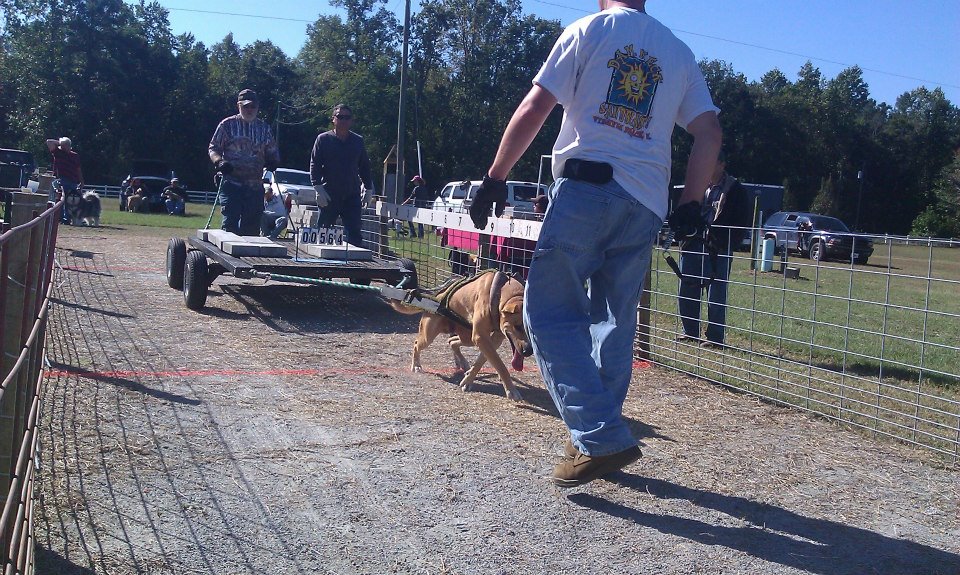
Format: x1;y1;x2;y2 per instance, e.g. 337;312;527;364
35;224;960;575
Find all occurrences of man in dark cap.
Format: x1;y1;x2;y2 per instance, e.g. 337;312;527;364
162;177;186;215
208;89;281;235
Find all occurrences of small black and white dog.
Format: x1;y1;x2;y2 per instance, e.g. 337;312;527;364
63;188;102;227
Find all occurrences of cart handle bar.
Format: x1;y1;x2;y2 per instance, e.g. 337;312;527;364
250;271;412;293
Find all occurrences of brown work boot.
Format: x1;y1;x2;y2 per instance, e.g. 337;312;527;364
562;439;580;459
552;445;642;488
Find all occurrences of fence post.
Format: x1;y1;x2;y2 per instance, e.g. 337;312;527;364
636;267;652;360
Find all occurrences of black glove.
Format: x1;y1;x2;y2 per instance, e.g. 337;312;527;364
469;175;508;229
215;159;233;175
667;201;705;240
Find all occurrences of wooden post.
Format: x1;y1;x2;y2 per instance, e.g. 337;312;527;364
8;192;49;228
636;266;652;360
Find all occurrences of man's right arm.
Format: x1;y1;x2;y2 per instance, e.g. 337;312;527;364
309;135;323;186
208;120;226;164
488;84;558;180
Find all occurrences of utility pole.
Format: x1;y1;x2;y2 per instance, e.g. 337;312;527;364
275;102;281;149
856;167;864;231
395;0;411;204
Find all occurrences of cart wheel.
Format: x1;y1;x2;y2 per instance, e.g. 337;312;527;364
166;238;186;289
183;251;209;310
398;258;419;289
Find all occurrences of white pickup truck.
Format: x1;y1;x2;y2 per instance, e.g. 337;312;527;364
431;180;546;216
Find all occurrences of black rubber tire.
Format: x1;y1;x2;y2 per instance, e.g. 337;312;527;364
809;241;824;262
854;256;869;265
398;257;419;289
166;238;186;289
183;251;209;310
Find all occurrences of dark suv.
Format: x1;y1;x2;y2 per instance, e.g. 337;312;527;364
121;159;175;212
762;211;873;265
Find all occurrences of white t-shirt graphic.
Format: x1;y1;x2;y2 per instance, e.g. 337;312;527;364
533;7;719;219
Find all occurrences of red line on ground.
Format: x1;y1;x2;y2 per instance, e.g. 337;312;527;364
46;360;648;380
61;266;163;272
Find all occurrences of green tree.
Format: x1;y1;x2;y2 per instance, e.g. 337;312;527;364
810;176;837;216
910;151;960;238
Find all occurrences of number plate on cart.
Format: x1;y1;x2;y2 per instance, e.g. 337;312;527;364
300;226;344;245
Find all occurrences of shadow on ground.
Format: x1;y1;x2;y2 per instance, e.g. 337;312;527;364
571;475;960;575
206;283;419;335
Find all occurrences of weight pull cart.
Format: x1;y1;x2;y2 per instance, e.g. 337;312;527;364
165;234;425;311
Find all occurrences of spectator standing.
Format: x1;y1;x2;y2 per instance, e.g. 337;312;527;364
677;150;749;349
208;89;281;235
162;178;186;215
402;175;432;238
472;0;721;487
309;104;374;248
45;137;83;222
261;186;289;239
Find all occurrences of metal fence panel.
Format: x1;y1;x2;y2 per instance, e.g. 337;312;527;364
363;202;959;463
0;200;59;574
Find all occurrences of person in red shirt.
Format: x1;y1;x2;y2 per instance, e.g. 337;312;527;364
45;137;84;222
45;137;83;194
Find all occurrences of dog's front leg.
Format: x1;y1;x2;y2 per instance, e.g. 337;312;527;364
473;336;523;402
459;353;487;393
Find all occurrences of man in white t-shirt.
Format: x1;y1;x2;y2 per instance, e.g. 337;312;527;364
471;0;722;487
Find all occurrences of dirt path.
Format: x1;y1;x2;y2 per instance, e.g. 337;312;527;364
36;225;960;575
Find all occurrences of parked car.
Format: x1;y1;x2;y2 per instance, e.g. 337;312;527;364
121;159;175;212
0;148;37;189
762;211;874;264
432;180;546;216
264;167;316;204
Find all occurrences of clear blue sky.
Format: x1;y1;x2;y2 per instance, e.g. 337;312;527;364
151;0;959;107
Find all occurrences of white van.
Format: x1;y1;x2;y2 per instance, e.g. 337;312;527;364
432;180;546;216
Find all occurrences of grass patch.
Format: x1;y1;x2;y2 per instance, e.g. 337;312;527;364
98;201;216;230
645;242;960;457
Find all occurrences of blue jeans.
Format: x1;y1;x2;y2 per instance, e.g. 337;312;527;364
261;213;287;238
524;177;660;457
53;179;80;223
407;221;424;238
165;198;185;215
319;191;363;248
220;179;264;236
678;240;732;344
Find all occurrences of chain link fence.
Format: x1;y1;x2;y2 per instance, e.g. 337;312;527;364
362;201;960;463
0;193;60;574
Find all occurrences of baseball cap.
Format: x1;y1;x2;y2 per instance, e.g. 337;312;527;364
411;175;423;183
237;89;259;106
170;177;179;184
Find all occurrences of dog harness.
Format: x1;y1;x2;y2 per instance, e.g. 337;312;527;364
432;269;516;330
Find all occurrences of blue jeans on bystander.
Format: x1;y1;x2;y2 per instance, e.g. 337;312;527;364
220;179;264;236
678;240;732;345
524;177;660;458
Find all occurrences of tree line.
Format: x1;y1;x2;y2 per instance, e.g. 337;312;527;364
2;0;958;236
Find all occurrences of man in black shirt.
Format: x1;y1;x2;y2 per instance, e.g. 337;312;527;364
309;104;374;248
402;175;432;238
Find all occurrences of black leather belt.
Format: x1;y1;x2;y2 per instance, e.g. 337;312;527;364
562;159;613;184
